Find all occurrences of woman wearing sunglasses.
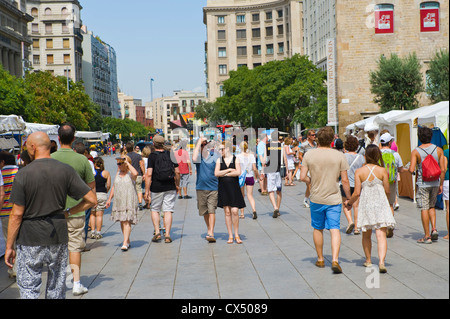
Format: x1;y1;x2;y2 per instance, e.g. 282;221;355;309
106;156;139;251
215;141;246;244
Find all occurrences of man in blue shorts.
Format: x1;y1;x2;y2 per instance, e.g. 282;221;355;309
301;127;351;274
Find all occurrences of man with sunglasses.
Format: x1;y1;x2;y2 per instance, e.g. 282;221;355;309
299;130;318;208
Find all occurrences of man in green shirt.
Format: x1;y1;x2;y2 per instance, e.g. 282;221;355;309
51;123;95;296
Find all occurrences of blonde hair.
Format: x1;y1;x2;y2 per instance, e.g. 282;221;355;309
141;146;151;158
284;137;292;145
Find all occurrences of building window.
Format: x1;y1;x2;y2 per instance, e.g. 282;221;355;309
219;64;227;75
44;8;52;15
252;13;260;22
277;9;283;18
237;64;247;68
33;55;40;65
220;85;225;97
420;2;440;32
237;46;247;56
218;47;227;57
237;29;247;39
278;42;284;53
63;38;70;48
33;39;40;49
218;30;226;40
236;15;246;23
217;16;225;24
31;7;38;17
253;45;262;56
46;39;53;49
374;4;394;34
267;44;274;54
61;7;69;15
266;26;273;37
64;54;71;64
266;11;273;20
62;22;69;33
47;54;54;65
31;23;39;34
45;23;52;34
252;28;261;38
278;25;284;35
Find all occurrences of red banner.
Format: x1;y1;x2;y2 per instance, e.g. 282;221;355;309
420;8;439;32
375;9;394;34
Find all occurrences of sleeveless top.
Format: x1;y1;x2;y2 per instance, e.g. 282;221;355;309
95;169;108;193
357;165;396;232
416;144;440;188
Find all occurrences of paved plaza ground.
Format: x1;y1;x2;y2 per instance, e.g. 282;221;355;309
0;155;448;301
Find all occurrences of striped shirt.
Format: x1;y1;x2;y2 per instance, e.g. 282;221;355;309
1;165;19;217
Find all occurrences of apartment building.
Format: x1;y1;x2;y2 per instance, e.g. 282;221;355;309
0;0;33;77
302;0;336;71
26;0;83;82
118;91;143;123
81;25;121;118
203;0;303;101
149;90;207;141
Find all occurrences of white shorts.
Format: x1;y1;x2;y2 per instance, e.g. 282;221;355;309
151;190;177;213
267;172;282;193
444;180;449;201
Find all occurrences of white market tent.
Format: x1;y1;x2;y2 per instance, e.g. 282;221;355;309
0;115;26;133
373;101;449;201
75;131;110;142
345;110;407;135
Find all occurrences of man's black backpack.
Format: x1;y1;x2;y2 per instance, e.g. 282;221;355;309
153;151;175;182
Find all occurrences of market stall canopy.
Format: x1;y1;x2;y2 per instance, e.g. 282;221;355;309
0;115;26;133
24;123;59;136
75;131;111;142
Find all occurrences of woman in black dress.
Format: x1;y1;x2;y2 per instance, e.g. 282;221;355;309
215;141;246;244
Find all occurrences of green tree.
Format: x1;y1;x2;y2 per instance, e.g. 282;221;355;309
23;71;101;130
0;65;34;119
103;117;149;142
370;53;424;112
210;55;327;130
426;49;449;103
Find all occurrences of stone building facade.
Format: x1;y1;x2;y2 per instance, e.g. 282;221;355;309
203;0;303;101
336;0;449;135
0;0;33;77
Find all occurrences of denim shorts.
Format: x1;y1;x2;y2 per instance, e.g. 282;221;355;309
310;202;342;230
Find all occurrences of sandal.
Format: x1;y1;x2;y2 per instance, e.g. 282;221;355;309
235;236;243;244
239;214;245;219
417;236;432;244
152;233;161;242
165;236;172;243
227;237;234;244
206;235;216;243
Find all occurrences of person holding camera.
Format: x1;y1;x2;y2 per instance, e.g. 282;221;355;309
106;156;138;251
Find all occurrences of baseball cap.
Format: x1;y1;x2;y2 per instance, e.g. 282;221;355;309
153;135;165;145
380;133;393;144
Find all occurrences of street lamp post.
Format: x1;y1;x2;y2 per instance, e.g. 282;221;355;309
150;78;154;102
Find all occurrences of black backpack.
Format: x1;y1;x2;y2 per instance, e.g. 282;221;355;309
153;151;175;182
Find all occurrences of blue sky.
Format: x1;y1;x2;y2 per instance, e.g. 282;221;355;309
81;0;207;103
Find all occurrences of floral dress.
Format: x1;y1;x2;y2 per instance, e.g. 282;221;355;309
357;166;396;232
110;172;138;224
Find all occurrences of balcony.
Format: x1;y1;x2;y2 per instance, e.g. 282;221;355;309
40;14;70;22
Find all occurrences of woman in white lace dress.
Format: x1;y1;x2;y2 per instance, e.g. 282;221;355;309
346;145;395;273
106;156;138;251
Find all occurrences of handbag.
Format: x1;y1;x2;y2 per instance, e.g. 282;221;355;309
280;165;287;178
239;170;247;187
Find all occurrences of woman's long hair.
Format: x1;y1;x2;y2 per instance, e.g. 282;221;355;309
365;144;384;167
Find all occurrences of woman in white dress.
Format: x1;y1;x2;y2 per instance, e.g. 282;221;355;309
283;137;296;186
346;145;396;273
237;141;259;219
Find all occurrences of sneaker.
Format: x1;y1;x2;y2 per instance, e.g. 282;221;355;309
184;195;192;199
303;198;310;208
393;203;400;211
90;231;97;239
178;196;183;199
95;233;103;239
73;284;88;296
139;203;143;211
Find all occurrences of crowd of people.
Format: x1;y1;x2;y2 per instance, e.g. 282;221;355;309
0;123;448;299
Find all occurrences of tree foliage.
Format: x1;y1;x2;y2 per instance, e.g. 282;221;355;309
426;49;449;103
197;54;327;130
103;117;149;142
370;53;424;112
0;67;104;131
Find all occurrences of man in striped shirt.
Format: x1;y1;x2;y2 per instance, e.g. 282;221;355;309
0;151;19;278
